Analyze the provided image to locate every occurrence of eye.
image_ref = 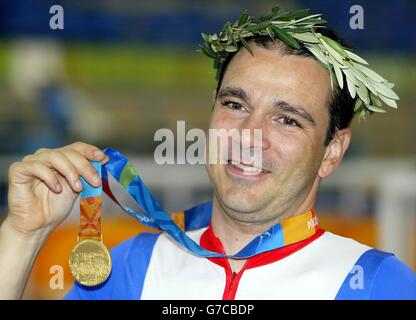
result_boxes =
[276,116,302,128]
[221,100,246,112]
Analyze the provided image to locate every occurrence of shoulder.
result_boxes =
[64,232,161,300]
[369,252,416,299]
[334,242,416,300]
[300,231,372,268]
[314,231,372,253]
[316,232,415,299]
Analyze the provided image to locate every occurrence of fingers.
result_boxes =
[60,148,101,187]
[11,160,62,193]
[14,142,108,194]
[36,142,109,165]
[34,150,84,193]
[102,155,110,165]
[66,142,106,162]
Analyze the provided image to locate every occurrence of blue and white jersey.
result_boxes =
[65,203,416,300]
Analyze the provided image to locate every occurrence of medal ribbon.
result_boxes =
[79,161,103,241]
[94,148,320,258]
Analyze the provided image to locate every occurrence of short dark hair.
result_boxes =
[215,28,355,145]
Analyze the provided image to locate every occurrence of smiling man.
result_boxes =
[0,6,415,300]
[205,39,343,274]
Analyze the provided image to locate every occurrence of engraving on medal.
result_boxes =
[69,238,112,287]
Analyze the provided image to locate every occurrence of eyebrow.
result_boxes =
[217,87,249,103]
[274,100,316,126]
[217,86,316,127]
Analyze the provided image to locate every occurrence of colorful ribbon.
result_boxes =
[79,161,102,240]
[91,148,320,258]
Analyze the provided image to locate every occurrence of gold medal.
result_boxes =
[69,161,112,286]
[69,237,112,286]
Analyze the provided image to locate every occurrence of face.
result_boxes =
[206,41,350,224]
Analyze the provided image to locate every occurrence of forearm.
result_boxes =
[0,217,50,299]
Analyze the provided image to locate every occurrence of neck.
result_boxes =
[211,188,318,256]
[211,202,269,255]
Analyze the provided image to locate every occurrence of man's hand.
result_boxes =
[0,142,109,299]
[6,141,108,236]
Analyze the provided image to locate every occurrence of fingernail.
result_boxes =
[75,180,83,190]
[94,149,104,158]
[92,174,101,185]
[55,183,62,192]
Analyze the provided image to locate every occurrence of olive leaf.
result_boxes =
[291,32,319,43]
[345,50,368,65]
[333,62,344,89]
[343,68,359,86]
[239,36,253,55]
[246,21,271,33]
[356,81,370,105]
[305,44,329,69]
[320,38,344,64]
[372,81,400,100]
[270,25,300,49]
[346,77,357,98]
[321,36,347,57]
[377,94,398,108]
[238,10,250,27]
[366,105,386,113]
[277,9,310,21]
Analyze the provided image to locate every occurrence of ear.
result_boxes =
[318,128,351,178]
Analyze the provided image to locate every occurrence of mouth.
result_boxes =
[226,160,270,178]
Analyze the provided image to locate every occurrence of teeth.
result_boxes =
[230,160,263,174]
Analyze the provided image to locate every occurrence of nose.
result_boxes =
[238,114,271,151]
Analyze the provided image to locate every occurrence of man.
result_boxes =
[0,6,415,300]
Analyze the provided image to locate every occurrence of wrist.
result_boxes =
[1,216,51,245]
[0,215,52,300]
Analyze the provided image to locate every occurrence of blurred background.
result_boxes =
[0,0,415,299]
